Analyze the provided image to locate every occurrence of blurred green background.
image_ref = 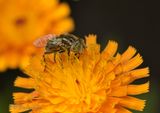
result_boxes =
[0,0,158,113]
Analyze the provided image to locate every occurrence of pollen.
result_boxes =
[10,34,149,113]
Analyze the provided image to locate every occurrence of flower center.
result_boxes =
[15,17,27,27]
[75,79,80,85]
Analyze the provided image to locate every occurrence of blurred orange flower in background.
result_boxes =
[10,35,149,113]
[0,0,74,71]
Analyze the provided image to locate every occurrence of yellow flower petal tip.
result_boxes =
[10,34,149,113]
[0,0,74,71]
[85,34,97,45]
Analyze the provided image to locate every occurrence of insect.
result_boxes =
[34,33,86,57]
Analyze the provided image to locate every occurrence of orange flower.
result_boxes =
[0,0,74,71]
[10,35,149,113]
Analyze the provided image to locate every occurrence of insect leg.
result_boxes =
[75,53,80,58]
[67,49,70,56]
[53,53,56,62]
[43,54,47,72]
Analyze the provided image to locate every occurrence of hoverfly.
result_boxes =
[34,33,86,60]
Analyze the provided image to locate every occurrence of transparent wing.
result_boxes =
[33,34,56,47]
